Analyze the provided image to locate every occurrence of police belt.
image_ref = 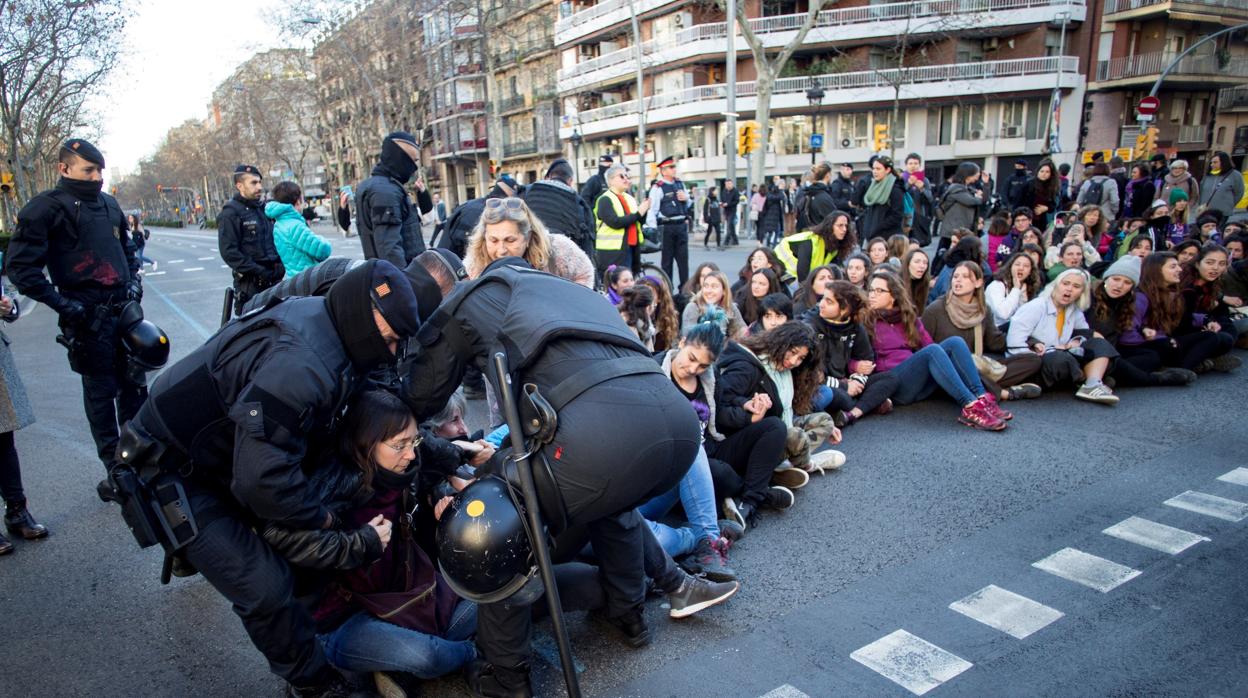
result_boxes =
[657,216,688,224]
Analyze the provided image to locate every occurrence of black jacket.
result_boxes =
[580,168,608,211]
[355,169,432,268]
[1004,172,1030,210]
[759,188,785,231]
[438,184,510,259]
[522,180,595,255]
[830,175,855,212]
[260,462,382,569]
[858,178,906,239]
[805,311,874,384]
[219,193,281,280]
[721,186,742,215]
[703,195,722,224]
[714,341,783,433]
[905,177,936,245]
[795,181,838,231]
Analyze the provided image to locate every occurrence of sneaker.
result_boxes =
[1194,359,1214,374]
[809,449,846,474]
[771,466,809,489]
[668,573,740,619]
[1075,382,1120,405]
[873,398,894,416]
[374,671,421,698]
[831,409,849,428]
[722,497,747,531]
[958,399,1006,431]
[763,485,795,510]
[680,537,737,582]
[603,608,650,648]
[1006,383,1042,400]
[151,261,158,271]
[1209,354,1242,373]
[980,393,1012,421]
[718,518,745,542]
[1151,367,1197,386]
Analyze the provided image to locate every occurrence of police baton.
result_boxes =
[491,353,582,698]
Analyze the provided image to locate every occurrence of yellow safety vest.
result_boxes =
[595,190,644,251]
[774,230,835,280]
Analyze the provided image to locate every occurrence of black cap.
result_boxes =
[62,139,105,168]
[1150,153,1167,163]
[496,174,519,193]
[433,248,467,281]
[840,162,853,168]
[657,156,676,168]
[369,261,421,338]
[1090,151,1105,162]
[1014,159,1027,167]
[385,131,419,149]
[545,158,571,179]
[598,154,614,165]
[234,164,261,177]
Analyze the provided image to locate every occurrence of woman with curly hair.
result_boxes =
[1076,204,1110,257]
[735,267,783,326]
[774,208,852,283]
[1098,254,1196,386]
[985,251,1042,328]
[792,264,841,316]
[463,197,551,278]
[638,275,680,352]
[1176,245,1240,372]
[864,269,1008,430]
[618,284,657,351]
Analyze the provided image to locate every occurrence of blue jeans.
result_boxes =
[888,337,984,407]
[317,600,477,679]
[812,384,835,411]
[638,444,718,557]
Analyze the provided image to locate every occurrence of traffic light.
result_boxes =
[737,122,761,155]
[1140,127,1159,159]
[156,184,163,193]
[488,159,499,176]
[0,172,13,195]
[873,123,890,152]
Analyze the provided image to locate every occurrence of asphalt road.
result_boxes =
[0,224,1244,697]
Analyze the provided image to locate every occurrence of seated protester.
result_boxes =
[646,323,741,578]
[1221,234,1248,312]
[886,234,911,266]
[1166,190,1192,245]
[774,211,855,283]
[901,248,932,310]
[1136,201,1173,252]
[999,208,1036,263]
[618,285,657,351]
[266,181,333,278]
[1103,254,1200,385]
[736,267,784,327]
[1006,267,1122,405]
[930,235,991,301]
[986,251,1044,329]
[865,237,892,269]
[638,275,681,353]
[1045,240,1088,282]
[1091,234,1153,278]
[603,264,634,306]
[1015,226,1044,254]
[1192,211,1224,246]
[1172,238,1202,267]
[733,247,792,297]
[746,293,793,336]
[1044,223,1101,276]
[792,264,842,316]
[1178,243,1241,372]
[844,252,871,290]
[864,269,1009,430]
[807,280,899,426]
[683,269,746,338]
[932,227,972,278]
[922,261,1044,404]
[1074,204,1111,259]
[682,262,721,300]
[1019,242,1045,272]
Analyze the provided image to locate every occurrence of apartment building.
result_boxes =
[554,0,1093,190]
[1084,0,1248,175]
[423,2,490,203]
[489,0,565,183]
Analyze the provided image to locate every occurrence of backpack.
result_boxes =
[1079,178,1105,208]
[902,190,915,219]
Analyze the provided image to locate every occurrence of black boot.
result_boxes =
[464,659,532,698]
[5,500,48,540]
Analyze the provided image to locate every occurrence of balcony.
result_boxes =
[503,139,538,158]
[1177,124,1208,144]
[558,0,1085,92]
[1218,85,1248,111]
[1104,0,1248,18]
[556,0,673,46]
[1094,50,1248,85]
[562,56,1080,137]
[497,94,526,112]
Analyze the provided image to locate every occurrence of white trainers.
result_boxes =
[809,449,847,474]
[1075,383,1119,405]
[771,466,810,490]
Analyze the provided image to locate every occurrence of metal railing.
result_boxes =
[497,94,526,112]
[1220,85,1248,109]
[1105,0,1247,12]
[504,139,538,157]
[1177,124,1208,143]
[559,0,1082,81]
[556,0,669,34]
[1096,51,1248,81]
[575,56,1077,124]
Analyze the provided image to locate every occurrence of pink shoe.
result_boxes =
[959,399,1006,431]
[980,393,1012,421]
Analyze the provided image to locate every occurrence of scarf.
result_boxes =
[945,294,985,330]
[877,308,903,326]
[864,174,897,207]
[613,191,640,245]
[759,356,795,428]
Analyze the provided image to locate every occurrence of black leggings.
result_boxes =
[824,372,899,416]
[1139,332,1233,370]
[1112,345,1165,386]
[0,430,24,504]
[703,222,721,247]
[704,416,786,507]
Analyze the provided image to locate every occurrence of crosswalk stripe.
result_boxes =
[197,256,214,261]
[183,267,204,272]
[145,271,166,276]
[850,629,973,696]
[167,259,185,263]
[1216,468,1248,487]
[1032,548,1141,593]
[1164,491,1248,522]
[1103,516,1209,554]
[220,264,229,268]
[760,685,811,698]
[948,585,1064,639]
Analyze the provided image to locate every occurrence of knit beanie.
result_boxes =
[1168,188,1189,206]
[1102,255,1141,286]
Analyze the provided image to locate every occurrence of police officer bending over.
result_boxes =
[8,139,147,472]
[112,260,421,698]
[219,164,284,314]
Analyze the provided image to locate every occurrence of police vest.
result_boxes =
[657,179,687,223]
[40,189,131,291]
[594,191,644,251]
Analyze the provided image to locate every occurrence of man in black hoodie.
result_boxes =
[356,131,434,268]
[522,159,596,261]
[115,260,423,698]
[579,153,613,211]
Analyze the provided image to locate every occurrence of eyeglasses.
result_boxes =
[383,435,423,454]
[868,287,891,295]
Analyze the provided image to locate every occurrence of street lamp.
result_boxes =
[806,82,825,165]
[569,130,583,187]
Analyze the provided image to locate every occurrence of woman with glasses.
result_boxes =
[594,163,651,277]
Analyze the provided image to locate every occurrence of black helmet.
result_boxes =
[121,319,170,370]
[437,476,542,604]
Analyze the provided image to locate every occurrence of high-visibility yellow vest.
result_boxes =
[595,190,644,251]
[774,230,836,280]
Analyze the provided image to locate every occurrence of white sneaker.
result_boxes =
[810,449,847,474]
[1075,383,1119,405]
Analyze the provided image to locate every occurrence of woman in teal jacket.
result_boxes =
[265,181,332,277]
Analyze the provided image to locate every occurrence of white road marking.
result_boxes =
[167,259,185,264]
[220,264,229,268]
[145,271,166,276]
[182,267,205,272]
[760,685,810,698]
[948,585,1064,639]
[1216,468,1248,487]
[1164,491,1248,522]
[1032,548,1141,593]
[850,629,973,696]
[197,256,214,261]
[1103,516,1210,555]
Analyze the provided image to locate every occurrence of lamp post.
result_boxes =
[570,129,583,187]
[806,82,825,165]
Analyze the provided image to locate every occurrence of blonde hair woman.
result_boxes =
[464,197,552,279]
[681,269,745,338]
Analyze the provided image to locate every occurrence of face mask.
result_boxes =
[59,176,103,200]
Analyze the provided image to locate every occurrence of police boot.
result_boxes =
[4,500,48,540]
[465,659,532,698]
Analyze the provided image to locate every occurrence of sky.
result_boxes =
[98,0,295,185]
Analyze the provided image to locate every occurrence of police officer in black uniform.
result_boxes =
[218,164,283,314]
[110,260,422,698]
[356,131,434,269]
[8,139,145,472]
[649,155,694,287]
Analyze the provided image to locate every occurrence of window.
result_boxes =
[926,106,953,146]
[667,125,703,158]
[1025,99,1046,140]
[957,103,986,140]
[955,40,984,64]
[772,116,812,155]
[838,113,869,149]
[1001,101,1025,138]
[1045,30,1064,57]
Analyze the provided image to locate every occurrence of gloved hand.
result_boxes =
[125,281,143,302]
[59,299,88,326]
[270,261,286,282]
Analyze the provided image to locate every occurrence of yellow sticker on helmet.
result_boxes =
[466,500,485,517]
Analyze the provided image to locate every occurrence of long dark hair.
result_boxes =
[863,269,923,348]
[1033,158,1059,204]
[740,321,822,415]
[901,248,931,309]
[811,210,858,263]
[338,390,418,489]
[638,276,679,352]
[993,251,1042,298]
[1139,252,1182,334]
[1180,243,1228,311]
[736,268,782,325]
[824,280,868,323]
[796,264,841,310]
[682,261,720,296]
[1091,279,1137,335]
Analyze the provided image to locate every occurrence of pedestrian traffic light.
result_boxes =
[873,123,890,153]
[0,172,13,195]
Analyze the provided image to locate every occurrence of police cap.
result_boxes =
[369,261,421,337]
[233,164,261,177]
[62,139,105,168]
[657,156,676,169]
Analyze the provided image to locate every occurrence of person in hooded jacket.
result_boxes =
[935,162,984,256]
[522,159,596,263]
[1199,151,1245,218]
[830,163,857,213]
[795,162,839,232]
[116,260,424,698]
[438,174,521,260]
[859,156,906,240]
[579,154,614,212]
[356,132,434,268]
[266,182,332,278]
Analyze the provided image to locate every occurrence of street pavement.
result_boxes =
[0,224,1245,697]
